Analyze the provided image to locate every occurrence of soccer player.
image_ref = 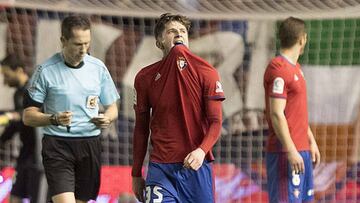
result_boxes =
[23,16,120,203]
[131,13,225,203]
[0,54,43,203]
[263,17,321,202]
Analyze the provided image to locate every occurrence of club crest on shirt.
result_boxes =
[86,95,98,109]
[215,81,224,93]
[272,77,284,94]
[300,69,305,80]
[177,57,187,71]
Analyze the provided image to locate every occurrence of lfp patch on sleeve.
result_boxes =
[272,77,285,94]
[215,81,224,93]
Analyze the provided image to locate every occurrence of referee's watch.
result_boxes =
[49,114,59,126]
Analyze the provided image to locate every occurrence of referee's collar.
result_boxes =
[61,52,85,69]
[64,60,84,69]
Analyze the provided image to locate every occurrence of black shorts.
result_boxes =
[11,165,42,201]
[42,135,101,201]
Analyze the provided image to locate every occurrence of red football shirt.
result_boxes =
[132,44,225,176]
[264,56,310,152]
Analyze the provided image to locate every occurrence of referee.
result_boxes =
[23,15,120,203]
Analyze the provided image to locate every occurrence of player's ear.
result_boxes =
[60,36,66,47]
[156,40,163,50]
[299,33,307,46]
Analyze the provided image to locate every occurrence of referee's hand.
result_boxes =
[56,111,72,126]
[90,114,111,129]
[132,176,145,202]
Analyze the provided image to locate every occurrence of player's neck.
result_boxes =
[280,48,300,65]
[62,52,82,67]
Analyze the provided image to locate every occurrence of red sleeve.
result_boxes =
[199,67,224,153]
[199,99,223,153]
[131,74,151,177]
[204,69,225,101]
[266,62,291,99]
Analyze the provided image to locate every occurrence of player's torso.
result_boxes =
[265,57,309,151]
[142,58,207,162]
[42,55,103,136]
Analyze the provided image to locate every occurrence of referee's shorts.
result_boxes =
[42,135,101,201]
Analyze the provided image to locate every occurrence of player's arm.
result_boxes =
[307,126,320,167]
[184,99,222,171]
[132,107,150,202]
[23,106,51,127]
[23,92,71,127]
[103,101,118,121]
[0,122,19,144]
[131,75,151,202]
[269,97,304,174]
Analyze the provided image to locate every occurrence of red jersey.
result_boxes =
[132,44,225,176]
[264,56,310,152]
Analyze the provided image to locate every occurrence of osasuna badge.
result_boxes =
[86,95,98,109]
[215,81,224,93]
[177,57,187,71]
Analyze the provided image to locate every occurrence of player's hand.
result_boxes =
[310,141,321,168]
[56,111,72,126]
[90,114,112,129]
[287,150,304,174]
[132,176,145,202]
[183,148,206,171]
[5,112,21,121]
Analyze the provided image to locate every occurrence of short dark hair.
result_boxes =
[154,13,191,40]
[278,17,306,49]
[61,15,91,39]
[1,54,26,71]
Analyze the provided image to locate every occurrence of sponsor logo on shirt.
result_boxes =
[272,77,284,94]
[177,57,187,71]
[215,81,224,93]
[294,74,299,81]
[155,73,161,81]
[300,70,304,77]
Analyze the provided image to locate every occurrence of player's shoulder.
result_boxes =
[196,57,219,78]
[135,60,161,80]
[266,56,293,76]
[268,56,287,69]
[37,53,63,73]
[84,54,106,69]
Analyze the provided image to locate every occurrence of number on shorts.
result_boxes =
[146,186,163,203]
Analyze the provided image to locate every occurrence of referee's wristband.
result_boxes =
[49,114,59,126]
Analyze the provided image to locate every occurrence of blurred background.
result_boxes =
[0,0,359,202]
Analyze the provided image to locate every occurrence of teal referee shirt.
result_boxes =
[27,53,120,137]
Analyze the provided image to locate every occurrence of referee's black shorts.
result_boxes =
[42,135,101,201]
